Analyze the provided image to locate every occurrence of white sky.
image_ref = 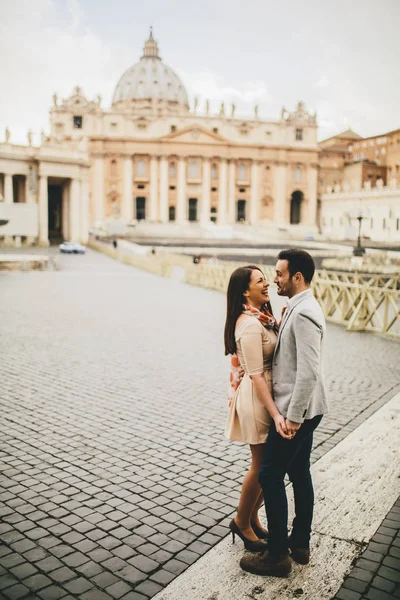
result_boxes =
[0,0,399,145]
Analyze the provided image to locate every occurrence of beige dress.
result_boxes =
[225,317,277,444]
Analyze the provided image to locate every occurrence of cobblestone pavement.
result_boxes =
[1,248,400,600]
[333,497,400,600]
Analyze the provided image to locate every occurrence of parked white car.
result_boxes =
[59,241,86,254]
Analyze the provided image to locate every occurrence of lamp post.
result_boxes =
[353,211,365,256]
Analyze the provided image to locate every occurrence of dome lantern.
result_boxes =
[142,27,161,59]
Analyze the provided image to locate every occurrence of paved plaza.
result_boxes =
[1,248,400,600]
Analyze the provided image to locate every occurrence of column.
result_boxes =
[80,178,89,243]
[273,163,287,223]
[25,173,34,205]
[38,175,49,246]
[217,159,228,225]
[69,178,80,241]
[62,182,70,240]
[93,156,104,223]
[307,165,318,226]
[25,174,36,245]
[159,156,169,223]
[227,160,236,223]
[122,156,133,222]
[4,174,13,204]
[149,156,158,221]
[176,157,186,223]
[250,161,261,225]
[201,158,211,225]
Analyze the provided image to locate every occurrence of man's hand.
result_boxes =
[285,419,301,438]
[274,414,292,439]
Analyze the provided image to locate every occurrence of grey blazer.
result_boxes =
[272,289,328,423]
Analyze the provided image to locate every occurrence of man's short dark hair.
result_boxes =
[277,248,315,284]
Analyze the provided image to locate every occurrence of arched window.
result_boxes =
[111,159,117,177]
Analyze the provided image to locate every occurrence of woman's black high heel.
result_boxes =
[229,519,268,552]
[250,520,269,540]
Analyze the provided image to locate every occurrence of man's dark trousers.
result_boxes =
[259,415,323,556]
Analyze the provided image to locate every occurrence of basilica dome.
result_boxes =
[112,29,189,112]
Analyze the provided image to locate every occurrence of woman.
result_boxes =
[224,265,289,552]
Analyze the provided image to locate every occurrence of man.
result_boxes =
[240,248,328,577]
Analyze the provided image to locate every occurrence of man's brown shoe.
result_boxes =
[240,551,291,577]
[288,537,310,565]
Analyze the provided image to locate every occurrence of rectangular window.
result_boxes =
[73,116,83,129]
[295,128,303,141]
[370,218,373,229]
[169,162,176,178]
[211,164,218,180]
[383,218,386,230]
[294,167,302,183]
[188,160,200,179]
[397,218,399,231]
[170,125,176,132]
[136,159,145,177]
[238,164,247,180]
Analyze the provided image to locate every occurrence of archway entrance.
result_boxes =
[136,197,146,220]
[237,200,246,222]
[48,184,63,242]
[290,191,303,224]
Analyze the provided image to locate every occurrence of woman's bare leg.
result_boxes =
[251,490,265,530]
[234,444,265,541]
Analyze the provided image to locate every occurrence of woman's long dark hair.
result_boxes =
[224,265,273,356]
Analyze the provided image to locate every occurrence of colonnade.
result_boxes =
[92,154,318,227]
[0,170,89,246]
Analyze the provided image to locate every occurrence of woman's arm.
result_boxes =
[251,374,291,439]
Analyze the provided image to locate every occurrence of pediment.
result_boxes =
[161,125,227,144]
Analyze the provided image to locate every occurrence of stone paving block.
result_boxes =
[79,590,113,600]
[37,585,68,599]
[91,572,120,588]
[105,581,133,599]
[22,573,52,591]
[0,553,25,569]
[63,577,94,594]
[48,566,76,583]
[134,580,162,598]
[371,575,396,594]
[9,562,38,580]
[377,564,400,583]
[2,583,31,599]
[115,565,146,586]
[365,589,397,600]
[112,545,136,560]
[335,589,362,600]
[119,592,147,600]
[342,577,368,594]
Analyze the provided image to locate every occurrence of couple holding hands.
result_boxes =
[224,248,328,577]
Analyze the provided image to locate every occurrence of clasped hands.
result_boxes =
[274,415,301,440]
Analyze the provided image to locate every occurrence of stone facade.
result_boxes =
[0,30,319,246]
